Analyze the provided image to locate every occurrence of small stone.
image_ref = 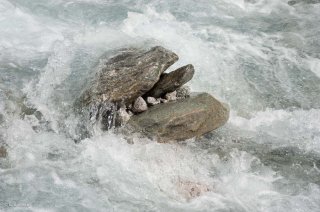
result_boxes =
[165,91,177,101]
[115,107,131,127]
[176,85,191,99]
[160,98,168,103]
[146,97,160,106]
[132,97,148,113]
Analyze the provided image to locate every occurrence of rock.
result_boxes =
[164,91,177,101]
[146,64,194,98]
[115,107,131,127]
[127,110,134,116]
[176,85,191,99]
[146,97,160,106]
[132,97,148,113]
[88,101,117,130]
[177,180,212,200]
[128,93,229,142]
[0,146,7,158]
[160,98,168,103]
[79,46,179,107]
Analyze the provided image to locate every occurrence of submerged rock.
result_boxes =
[146,64,194,98]
[177,180,212,201]
[288,0,320,5]
[79,46,179,107]
[128,93,229,142]
[0,113,4,125]
[0,146,7,158]
[88,101,117,130]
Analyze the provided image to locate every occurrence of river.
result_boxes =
[0,0,320,211]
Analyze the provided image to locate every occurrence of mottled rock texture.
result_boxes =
[146,97,160,106]
[132,97,148,113]
[80,46,178,106]
[146,64,194,98]
[128,93,229,142]
[176,86,191,99]
[77,46,229,141]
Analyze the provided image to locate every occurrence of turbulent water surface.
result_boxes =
[1,0,320,211]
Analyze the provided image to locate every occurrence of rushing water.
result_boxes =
[1,0,320,211]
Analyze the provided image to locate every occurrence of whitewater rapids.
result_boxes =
[0,0,320,211]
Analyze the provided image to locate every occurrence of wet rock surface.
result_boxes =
[79,46,178,106]
[78,46,229,142]
[128,93,229,142]
[146,64,194,98]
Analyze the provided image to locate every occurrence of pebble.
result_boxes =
[116,107,132,126]
[132,97,148,113]
[160,98,168,103]
[146,97,161,106]
[165,91,177,101]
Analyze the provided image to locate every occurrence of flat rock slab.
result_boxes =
[80,46,178,106]
[146,64,194,98]
[128,93,229,142]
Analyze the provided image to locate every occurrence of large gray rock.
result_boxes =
[128,93,229,142]
[79,46,179,107]
[146,64,195,98]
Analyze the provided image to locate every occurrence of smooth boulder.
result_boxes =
[146,64,195,98]
[128,93,229,142]
[79,46,179,106]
